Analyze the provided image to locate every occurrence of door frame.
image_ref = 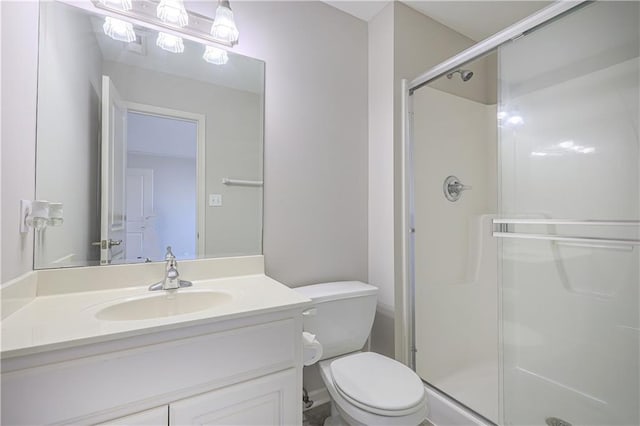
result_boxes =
[124,101,206,256]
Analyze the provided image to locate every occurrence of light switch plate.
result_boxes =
[209,194,222,207]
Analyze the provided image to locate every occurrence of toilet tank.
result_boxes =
[295,281,377,360]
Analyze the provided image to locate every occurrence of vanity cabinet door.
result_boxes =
[96,405,169,425]
[170,368,298,425]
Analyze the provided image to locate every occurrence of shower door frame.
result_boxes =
[398,1,587,424]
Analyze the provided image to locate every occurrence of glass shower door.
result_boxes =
[498,2,640,425]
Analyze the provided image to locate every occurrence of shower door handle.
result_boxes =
[491,219,640,246]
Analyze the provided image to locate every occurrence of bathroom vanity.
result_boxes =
[1,257,310,425]
[0,1,309,423]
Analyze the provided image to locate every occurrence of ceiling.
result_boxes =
[324,1,551,41]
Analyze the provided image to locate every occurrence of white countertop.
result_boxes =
[1,274,311,359]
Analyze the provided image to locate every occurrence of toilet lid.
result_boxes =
[330,352,425,414]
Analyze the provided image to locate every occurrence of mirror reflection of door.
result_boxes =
[100,75,127,264]
[125,168,155,261]
[125,108,201,262]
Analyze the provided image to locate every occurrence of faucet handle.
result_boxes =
[165,246,176,261]
[166,265,179,280]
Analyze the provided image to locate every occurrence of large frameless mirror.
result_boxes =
[34,0,264,269]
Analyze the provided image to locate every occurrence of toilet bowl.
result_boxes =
[295,281,427,426]
[319,352,427,426]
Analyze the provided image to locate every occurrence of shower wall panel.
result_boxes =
[413,86,498,423]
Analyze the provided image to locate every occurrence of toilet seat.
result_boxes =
[329,352,426,416]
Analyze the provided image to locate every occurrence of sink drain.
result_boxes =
[546,417,572,426]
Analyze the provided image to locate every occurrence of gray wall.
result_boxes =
[1,1,39,283]
[232,1,369,287]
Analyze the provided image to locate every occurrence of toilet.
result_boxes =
[296,281,427,426]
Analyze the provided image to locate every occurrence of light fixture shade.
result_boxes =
[211,2,239,44]
[203,45,229,65]
[157,0,189,27]
[98,0,132,11]
[103,17,136,42]
[156,32,184,53]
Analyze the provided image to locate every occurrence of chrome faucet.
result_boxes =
[149,246,193,291]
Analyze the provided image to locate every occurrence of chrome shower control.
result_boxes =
[443,175,472,202]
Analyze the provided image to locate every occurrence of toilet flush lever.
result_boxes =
[303,308,317,316]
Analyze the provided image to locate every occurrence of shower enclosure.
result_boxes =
[404,2,639,425]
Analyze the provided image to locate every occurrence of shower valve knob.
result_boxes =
[443,175,472,202]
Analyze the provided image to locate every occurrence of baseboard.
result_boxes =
[305,387,330,411]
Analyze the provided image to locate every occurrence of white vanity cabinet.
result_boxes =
[98,406,169,425]
[100,368,297,426]
[170,368,298,425]
[1,308,305,426]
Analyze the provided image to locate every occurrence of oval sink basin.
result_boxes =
[95,290,232,321]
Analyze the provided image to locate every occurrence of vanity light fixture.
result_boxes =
[157,0,189,28]
[98,0,132,11]
[103,16,136,42]
[203,45,229,65]
[93,0,236,47]
[211,0,239,45]
[156,32,185,53]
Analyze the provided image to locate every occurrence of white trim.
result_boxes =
[408,1,587,92]
[424,384,492,426]
[397,79,412,367]
[124,102,206,257]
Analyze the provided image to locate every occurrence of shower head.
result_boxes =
[446,69,474,82]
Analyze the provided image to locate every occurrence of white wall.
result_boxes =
[34,2,102,267]
[1,1,39,282]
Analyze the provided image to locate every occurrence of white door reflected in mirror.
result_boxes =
[100,75,128,265]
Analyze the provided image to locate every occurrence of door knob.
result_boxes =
[91,239,123,249]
